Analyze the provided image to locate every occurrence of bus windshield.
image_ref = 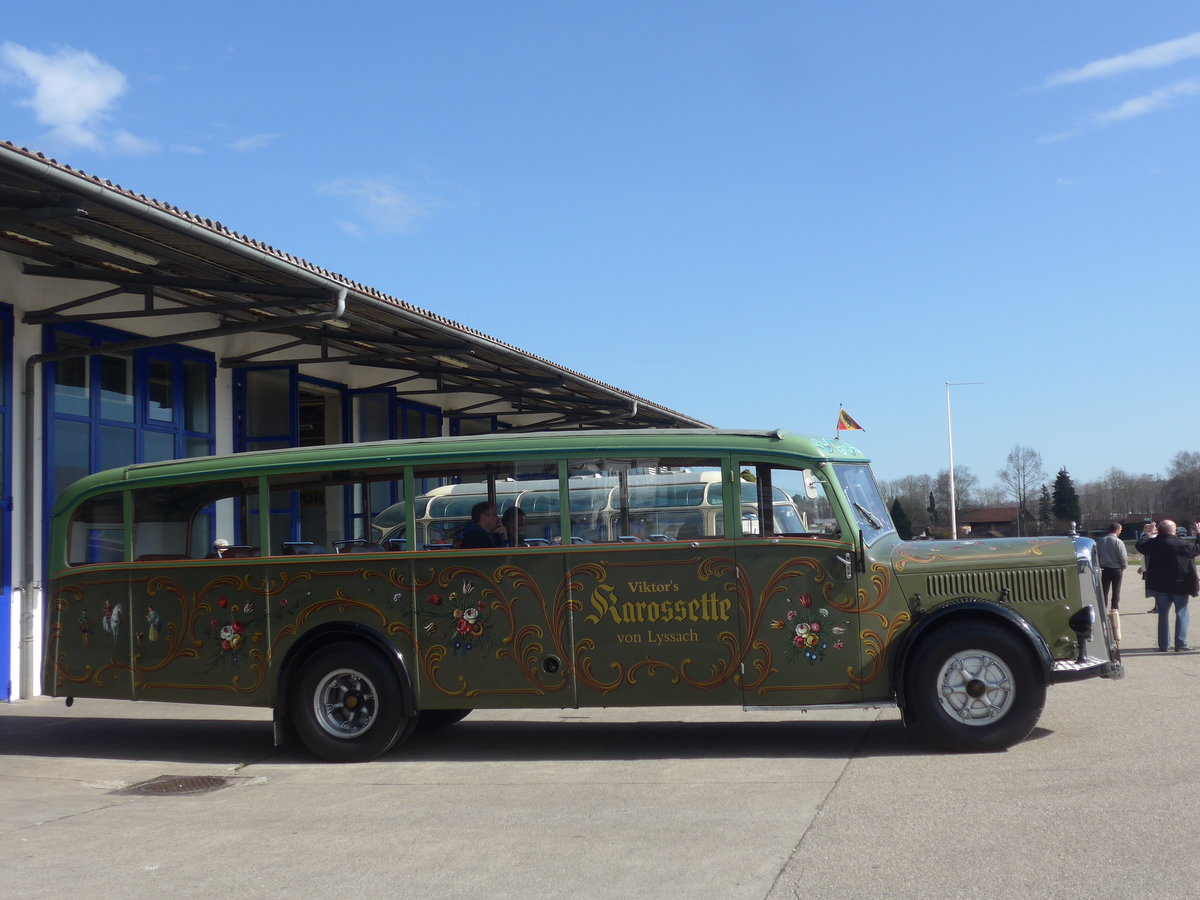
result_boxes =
[831,463,893,545]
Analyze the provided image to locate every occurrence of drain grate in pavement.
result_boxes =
[109,775,242,797]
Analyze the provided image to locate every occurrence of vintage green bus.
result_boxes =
[44,429,1122,761]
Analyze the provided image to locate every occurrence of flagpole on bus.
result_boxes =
[946,381,983,539]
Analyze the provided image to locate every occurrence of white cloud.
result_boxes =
[318,178,432,234]
[229,132,279,153]
[1092,78,1200,122]
[1037,129,1079,144]
[112,129,158,154]
[1043,31,1200,88]
[0,41,150,151]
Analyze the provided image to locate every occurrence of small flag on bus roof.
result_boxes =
[836,408,864,434]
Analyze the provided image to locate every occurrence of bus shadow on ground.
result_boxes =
[0,715,279,765]
[400,717,1055,763]
[400,718,923,762]
[0,714,1054,765]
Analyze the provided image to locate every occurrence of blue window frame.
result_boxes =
[45,323,215,504]
[235,367,349,546]
[343,393,445,538]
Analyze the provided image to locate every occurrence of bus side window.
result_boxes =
[265,472,346,556]
[132,479,257,561]
[66,492,126,566]
[566,458,722,543]
[734,465,837,538]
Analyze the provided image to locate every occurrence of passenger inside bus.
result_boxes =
[501,507,527,547]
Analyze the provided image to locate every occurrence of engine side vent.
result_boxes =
[926,567,1068,603]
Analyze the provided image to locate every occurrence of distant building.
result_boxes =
[961,506,1035,538]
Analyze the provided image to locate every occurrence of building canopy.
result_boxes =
[0,140,707,432]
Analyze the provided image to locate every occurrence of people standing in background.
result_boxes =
[1136,519,1200,652]
[1097,522,1127,647]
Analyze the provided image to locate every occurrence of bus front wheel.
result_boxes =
[904,622,1045,752]
[290,642,410,762]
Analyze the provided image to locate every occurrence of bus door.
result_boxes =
[408,462,576,711]
[565,458,744,707]
[730,460,865,708]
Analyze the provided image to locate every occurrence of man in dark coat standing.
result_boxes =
[1136,519,1200,652]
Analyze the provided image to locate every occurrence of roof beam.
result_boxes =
[22,264,331,298]
[0,185,84,207]
[0,206,86,227]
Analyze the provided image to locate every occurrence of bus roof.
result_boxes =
[50,428,870,516]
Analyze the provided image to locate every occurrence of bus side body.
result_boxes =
[43,429,1121,760]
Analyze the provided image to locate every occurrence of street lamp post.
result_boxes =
[946,381,983,539]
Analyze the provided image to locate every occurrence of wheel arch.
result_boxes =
[272,623,416,744]
[892,599,1053,721]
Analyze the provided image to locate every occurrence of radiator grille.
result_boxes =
[926,567,1068,603]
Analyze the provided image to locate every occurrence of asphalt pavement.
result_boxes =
[2,574,1198,899]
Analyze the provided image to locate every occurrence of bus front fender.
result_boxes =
[891,599,1054,722]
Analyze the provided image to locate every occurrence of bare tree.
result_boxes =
[1164,452,1200,523]
[997,445,1045,536]
[936,466,978,515]
[974,485,1007,507]
[879,474,935,527]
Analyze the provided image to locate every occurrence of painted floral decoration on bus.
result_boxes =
[422,580,491,658]
[203,597,257,664]
[771,594,850,664]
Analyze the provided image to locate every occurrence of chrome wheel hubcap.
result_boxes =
[312,667,379,739]
[935,649,1014,725]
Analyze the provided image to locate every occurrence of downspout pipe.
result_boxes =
[17,289,346,699]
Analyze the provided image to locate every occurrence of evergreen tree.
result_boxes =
[1053,467,1081,526]
[927,491,939,526]
[1038,484,1054,536]
[890,498,913,540]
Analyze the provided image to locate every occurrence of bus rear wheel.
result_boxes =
[904,622,1045,752]
[290,642,411,762]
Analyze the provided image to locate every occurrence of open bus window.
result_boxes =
[730,464,840,538]
[264,466,407,556]
[566,458,723,542]
[401,459,559,549]
[131,479,257,561]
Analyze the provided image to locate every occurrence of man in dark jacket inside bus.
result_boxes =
[459,501,508,549]
[1136,519,1200,652]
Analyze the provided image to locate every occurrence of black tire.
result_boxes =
[289,641,412,762]
[904,621,1045,752]
[415,708,472,733]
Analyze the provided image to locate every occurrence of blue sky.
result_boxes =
[2,2,1197,490]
